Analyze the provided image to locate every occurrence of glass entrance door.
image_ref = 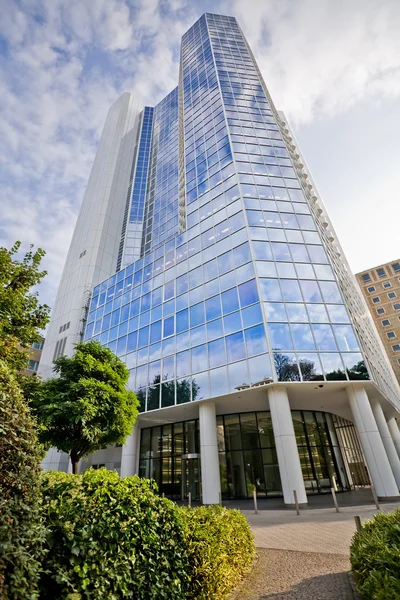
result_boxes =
[181,454,201,501]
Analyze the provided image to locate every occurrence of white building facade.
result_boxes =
[40,13,400,504]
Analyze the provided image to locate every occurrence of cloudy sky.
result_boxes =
[1,0,400,309]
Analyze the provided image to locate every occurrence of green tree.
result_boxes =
[0,361,46,599]
[0,242,50,373]
[32,340,139,474]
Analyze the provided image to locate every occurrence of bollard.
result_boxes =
[371,485,380,511]
[253,489,258,514]
[331,487,339,513]
[188,492,191,508]
[354,515,362,533]
[293,490,300,515]
[219,491,222,506]
[162,492,165,498]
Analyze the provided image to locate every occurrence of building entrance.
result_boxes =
[181,454,201,501]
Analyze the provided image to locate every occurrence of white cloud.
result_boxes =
[228,0,400,123]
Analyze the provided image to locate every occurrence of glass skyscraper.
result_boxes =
[40,13,400,505]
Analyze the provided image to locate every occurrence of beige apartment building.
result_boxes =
[20,336,45,376]
[356,260,400,384]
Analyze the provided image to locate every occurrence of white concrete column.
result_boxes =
[268,386,307,506]
[387,417,400,458]
[347,386,399,498]
[199,401,221,505]
[370,399,400,489]
[120,426,139,477]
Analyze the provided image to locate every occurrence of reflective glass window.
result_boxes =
[312,324,338,351]
[248,354,272,383]
[210,365,229,396]
[333,325,359,351]
[259,279,282,301]
[242,303,263,327]
[190,302,205,327]
[264,302,287,322]
[176,350,191,378]
[239,280,259,307]
[193,371,210,401]
[226,331,246,362]
[274,352,300,381]
[252,241,273,260]
[207,318,224,341]
[208,338,226,368]
[319,281,342,303]
[306,304,329,322]
[150,320,162,344]
[222,287,240,314]
[268,323,294,350]
[320,353,345,379]
[244,324,268,356]
[297,353,324,381]
[224,311,242,334]
[191,344,208,372]
[228,360,250,391]
[300,280,323,303]
[162,355,175,380]
[291,324,316,350]
[280,279,303,302]
[163,316,175,338]
[206,295,222,321]
[286,303,308,322]
[176,309,189,333]
[327,305,350,323]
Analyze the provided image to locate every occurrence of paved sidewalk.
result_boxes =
[243,501,400,555]
[230,549,353,600]
[231,501,400,599]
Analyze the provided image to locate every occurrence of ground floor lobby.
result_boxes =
[64,381,400,505]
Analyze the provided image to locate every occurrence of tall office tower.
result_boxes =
[356,260,400,386]
[40,14,400,504]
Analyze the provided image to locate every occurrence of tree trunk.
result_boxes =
[70,452,79,474]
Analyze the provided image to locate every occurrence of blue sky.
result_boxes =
[1,0,400,310]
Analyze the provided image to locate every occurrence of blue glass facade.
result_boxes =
[84,13,368,414]
[122,107,154,268]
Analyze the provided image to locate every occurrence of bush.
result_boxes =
[0,360,46,600]
[40,469,189,599]
[350,508,400,599]
[183,505,255,600]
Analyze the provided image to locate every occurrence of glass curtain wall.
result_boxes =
[139,411,364,499]
[139,419,199,498]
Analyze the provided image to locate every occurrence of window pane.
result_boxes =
[312,324,338,351]
[191,344,208,372]
[268,323,294,350]
[333,325,359,351]
[264,302,287,322]
[239,280,259,307]
[280,279,303,302]
[274,352,300,381]
[259,278,282,301]
[226,331,246,362]
[291,324,316,350]
[244,324,268,356]
[208,338,226,368]
[221,288,240,314]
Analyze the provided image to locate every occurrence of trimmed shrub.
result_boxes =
[40,469,189,599]
[350,508,400,599]
[0,360,46,600]
[182,505,255,600]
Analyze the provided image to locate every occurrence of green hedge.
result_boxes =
[0,361,46,600]
[183,505,255,600]
[40,470,189,599]
[40,470,255,600]
[350,509,400,599]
